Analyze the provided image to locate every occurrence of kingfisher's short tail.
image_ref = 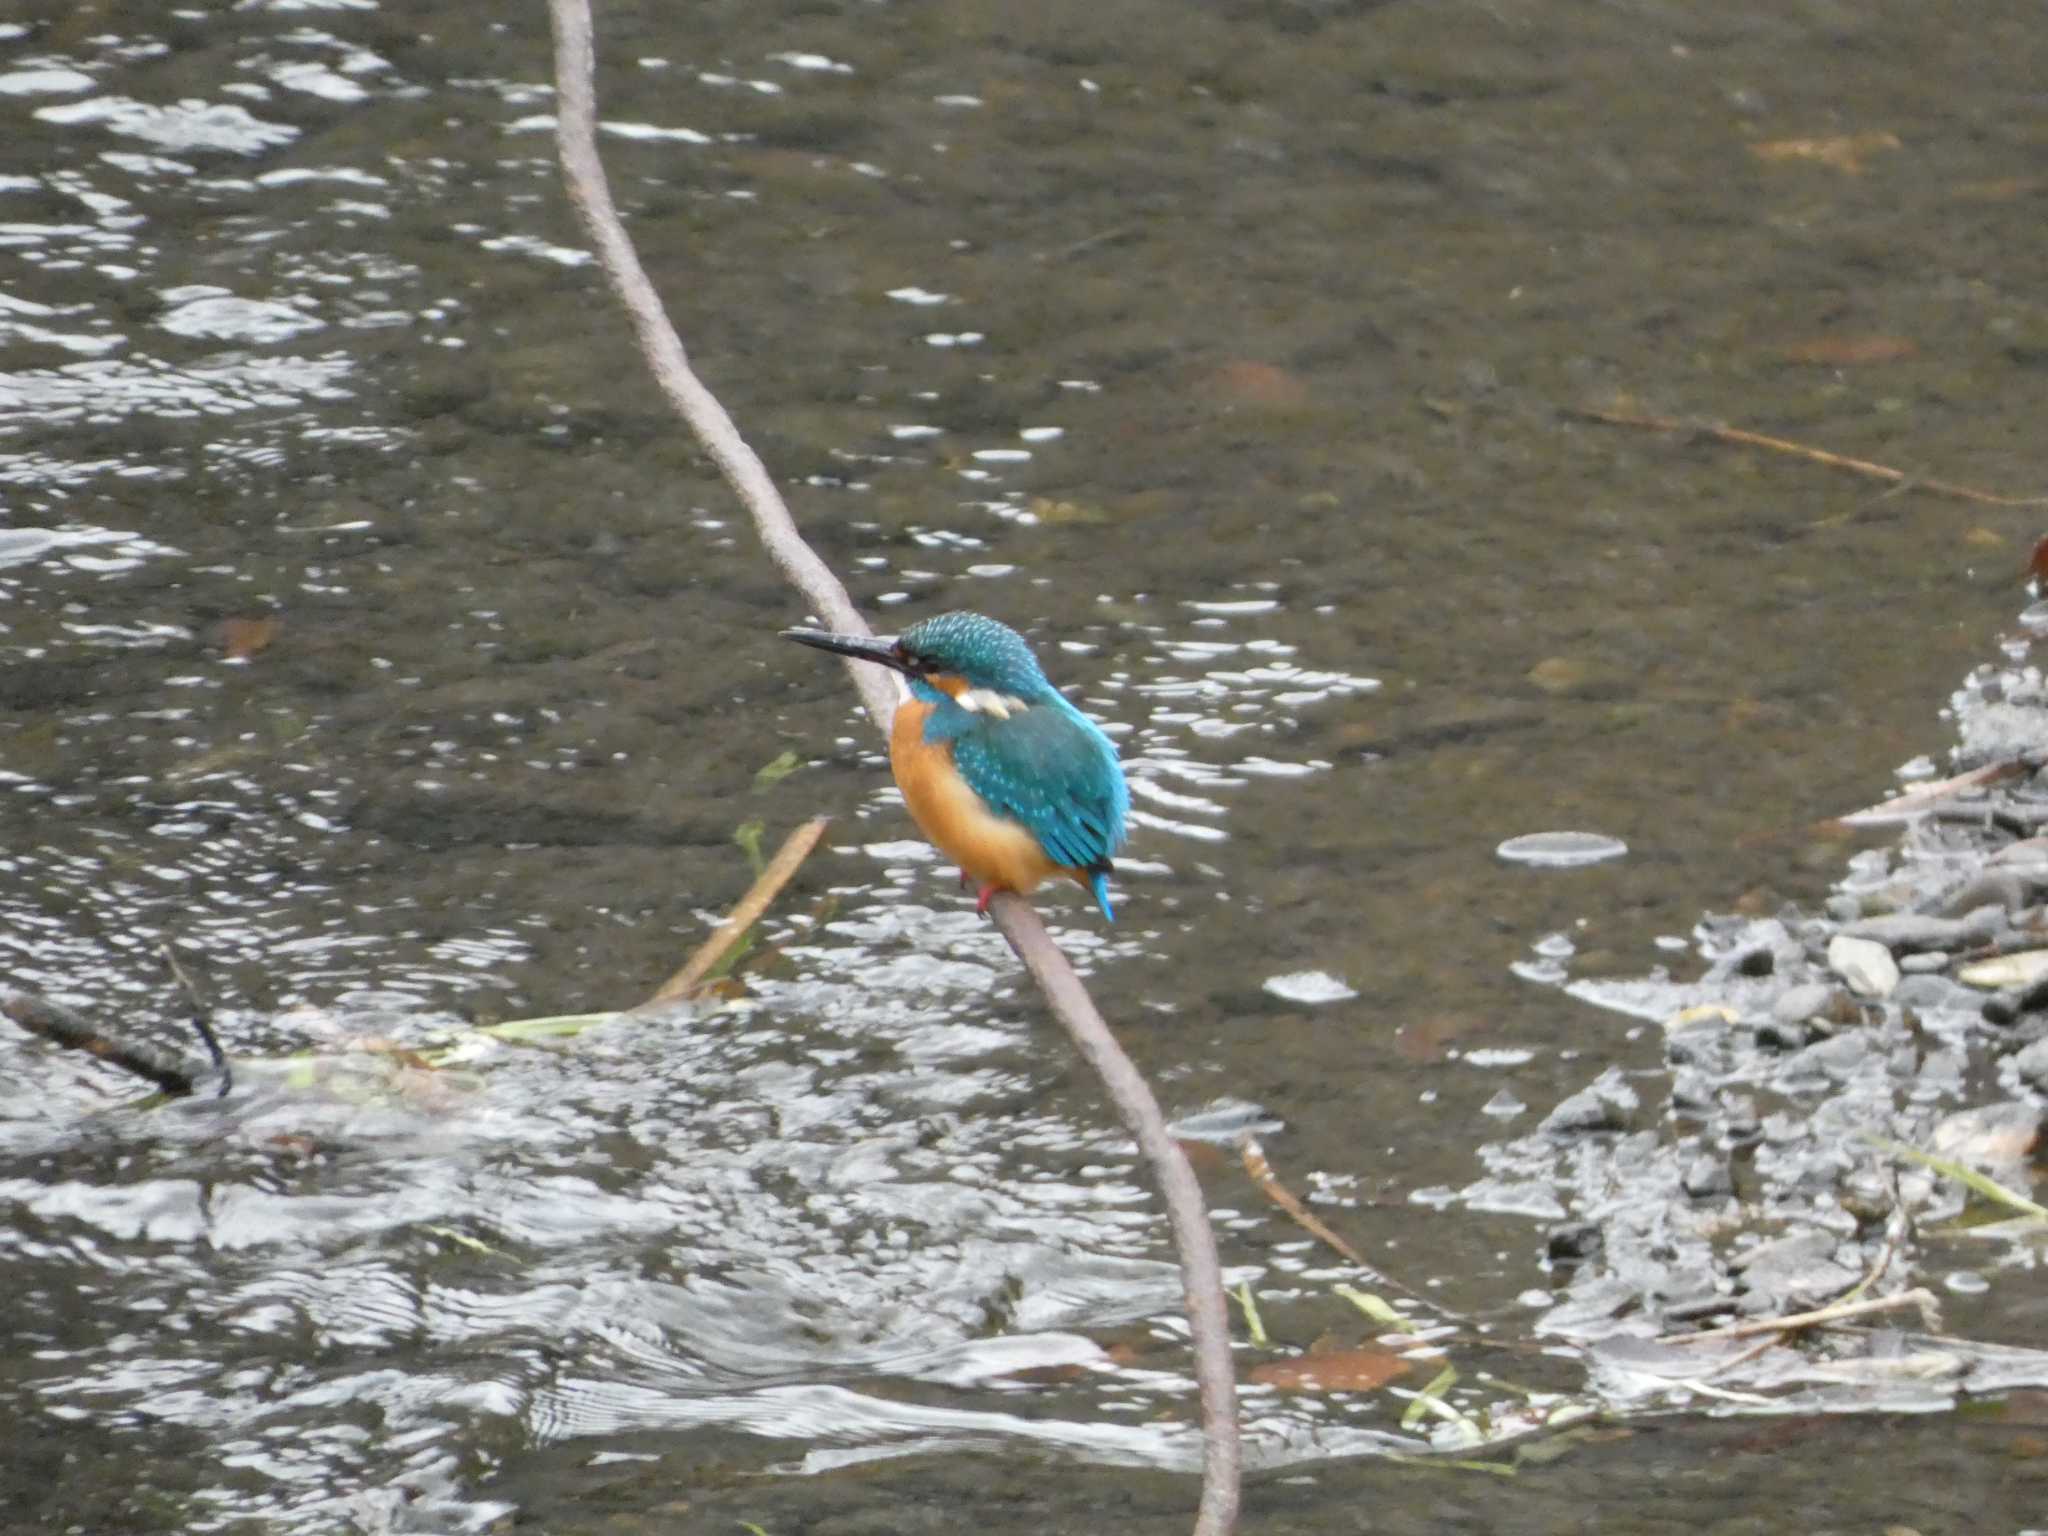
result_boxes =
[1088,867,1116,923]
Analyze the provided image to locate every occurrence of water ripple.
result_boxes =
[35,96,300,154]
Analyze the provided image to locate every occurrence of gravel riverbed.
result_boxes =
[1481,603,2048,1414]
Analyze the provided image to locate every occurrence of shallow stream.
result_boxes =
[4,2,2046,1530]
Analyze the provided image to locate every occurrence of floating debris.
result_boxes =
[1495,831,1628,868]
[1262,970,1358,1005]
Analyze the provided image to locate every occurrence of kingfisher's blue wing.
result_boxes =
[950,704,1128,877]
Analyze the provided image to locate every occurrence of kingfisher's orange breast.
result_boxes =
[889,697,1064,896]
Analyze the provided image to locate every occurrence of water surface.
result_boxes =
[4,0,2045,1529]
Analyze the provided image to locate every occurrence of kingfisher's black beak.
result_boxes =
[781,627,916,675]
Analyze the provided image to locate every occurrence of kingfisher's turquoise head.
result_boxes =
[780,610,1058,710]
[896,610,1058,708]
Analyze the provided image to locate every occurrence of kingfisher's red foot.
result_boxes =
[958,868,970,891]
[975,884,999,916]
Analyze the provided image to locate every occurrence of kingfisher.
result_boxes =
[783,611,1130,920]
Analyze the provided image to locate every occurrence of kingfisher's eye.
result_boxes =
[897,647,936,675]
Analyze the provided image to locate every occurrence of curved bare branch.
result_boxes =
[543,4,1240,1528]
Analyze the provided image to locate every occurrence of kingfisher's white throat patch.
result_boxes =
[957,688,1032,719]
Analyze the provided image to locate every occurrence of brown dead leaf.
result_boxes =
[1208,360,1310,409]
[1393,1012,1487,1063]
[1929,1105,2041,1169]
[1951,178,2040,203]
[1027,496,1109,525]
[219,615,282,661]
[1526,656,1590,695]
[1749,132,1901,175]
[1779,336,1917,366]
[1002,1361,1095,1386]
[1721,695,1771,732]
[391,1065,468,1112]
[1725,1415,1840,1455]
[1248,1347,1413,1394]
[1991,1390,2048,1425]
[342,1035,438,1069]
[2030,535,2048,588]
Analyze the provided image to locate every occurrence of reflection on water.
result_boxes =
[5,0,2047,1528]
[2,949,1400,1529]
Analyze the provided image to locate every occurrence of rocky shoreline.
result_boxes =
[1480,606,2048,1412]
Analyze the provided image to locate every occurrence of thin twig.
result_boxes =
[637,816,830,1008]
[1695,1332,1783,1382]
[1241,1134,1369,1266]
[1836,1173,1907,1308]
[543,6,1239,1530]
[1834,753,2037,826]
[1659,1287,1941,1344]
[162,941,231,1097]
[2,985,201,1097]
[1043,223,1140,263]
[1240,1135,1454,1321]
[1568,406,2048,508]
[1691,1190,1917,1384]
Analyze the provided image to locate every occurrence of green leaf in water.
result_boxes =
[422,1224,501,1257]
[734,819,766,877]
[1865,1133,2048,1220]
[1939,1213,2048,1241]
[699,930,756,986]
[1399,1363,1463,1432]
[476,1012,623,1043]
[1334,1284,1418,1332]
[1470,1371,1545,1403]
[1511,1424,1609,1468]
[1233,1281,1268,1347]
[1386,1451,1517,1478]
[752,750,802,792]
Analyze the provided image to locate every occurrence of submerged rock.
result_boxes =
[1541,1069,1637,1136]
[1772,982,1837,1024]
[1842,905,2005,954]
[1544,1220,1603,1264]
[1828,934,1901,999]
[1730,1228,1865,1312]
[1894,973,1977,1013]
[1754,1018,1817,1052]
[1680,1153,1733,1200]
[2012,1037,2048,1091]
